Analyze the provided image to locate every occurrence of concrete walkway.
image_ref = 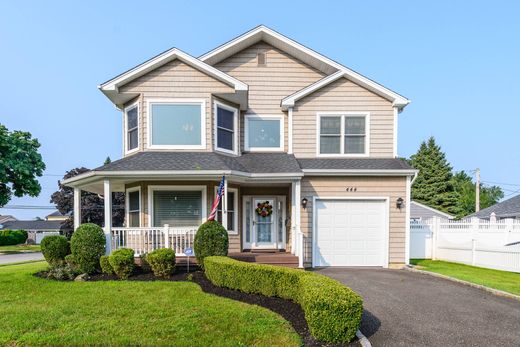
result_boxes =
[317,267,520,346]
[0,252,44,264]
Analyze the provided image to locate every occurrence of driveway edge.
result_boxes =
[405,266,520,301]
[356,329,372,347]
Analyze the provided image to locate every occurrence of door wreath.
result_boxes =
[255,201,273,217]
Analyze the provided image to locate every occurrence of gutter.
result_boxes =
[302,169,419,176]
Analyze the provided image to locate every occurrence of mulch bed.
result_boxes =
[35,267,355,347]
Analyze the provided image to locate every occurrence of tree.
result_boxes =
[408,137,461,215]
[0,124,46,207]
[451,171,504,218]
[50,167,125,232]
[104,156,111,165]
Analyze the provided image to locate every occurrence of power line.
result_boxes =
[481,180,520,187]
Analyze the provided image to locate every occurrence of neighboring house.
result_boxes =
[0,215,17,224]
[62,26,416,268]
[0,220,65,244]
[468,194,520,220]
[410,201,454,221]
[45,210,69,222]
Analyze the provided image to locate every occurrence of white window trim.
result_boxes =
[213,101,239,155]
[244,114,284,152]
[125,186,141,227]
[214,186,239,234]
[146,98,207,150]
[124,102,139,155]
[147,185,207,227]
[316,112,370,157]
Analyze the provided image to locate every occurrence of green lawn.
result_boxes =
[0,244,41,254]
[411,259,520,296]
[0,262,300,346]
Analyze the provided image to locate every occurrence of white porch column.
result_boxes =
[73,187,81,230]
[103,179,112,255]
[222,176,228,230]
[291,179,302,257]
[288,107,293,154]
[291,181,296,254]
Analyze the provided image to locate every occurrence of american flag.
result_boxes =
[208,176,225,221]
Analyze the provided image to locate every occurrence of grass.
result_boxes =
[0,244,41,254]
[411,259,520,296]
[0,262,300,346]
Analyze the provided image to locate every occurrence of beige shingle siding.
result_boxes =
[120,60,235,153]
[214,41,326,152]
[300,176,407,265]
[292,77,395,158]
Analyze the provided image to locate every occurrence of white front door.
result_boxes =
[243,196,285,250]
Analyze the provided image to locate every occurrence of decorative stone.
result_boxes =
[74,273,89,282]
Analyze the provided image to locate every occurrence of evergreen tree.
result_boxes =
[409,137,461,215]
[104,156,111,165]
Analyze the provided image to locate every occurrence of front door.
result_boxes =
[243,196,285,250]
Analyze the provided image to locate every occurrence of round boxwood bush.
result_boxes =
[194,221,228,268]
[70,223,106,274]
[108,248,135,279]
[40,235,70,265]
[100,255,113,275]
[146,248,176,278]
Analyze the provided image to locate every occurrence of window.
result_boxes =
[148,100,206,149]
[150,186,206,227]
[126,188,140,227]
[215,187,238,234]
[257,51,266,66]
[214,102,238,154]
[125,104,139,152]
[244,115,284,151]
[318,113,369,156]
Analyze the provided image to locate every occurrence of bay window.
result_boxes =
[125,103,139,153]
[148,99,206,149]
[214,102,238,154]
[244,115,284,151]
[318,113,369,156]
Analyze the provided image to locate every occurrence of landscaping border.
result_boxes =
[405,265,520,301]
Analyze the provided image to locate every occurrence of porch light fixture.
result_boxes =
[301,197,308,209]
[396,197,404,209]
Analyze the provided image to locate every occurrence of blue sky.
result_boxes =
[1,0,519,219]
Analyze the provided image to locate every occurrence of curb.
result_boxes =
[356,329,372,347]
[405,265,520,302]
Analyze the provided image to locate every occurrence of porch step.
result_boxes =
[229,252,299,268]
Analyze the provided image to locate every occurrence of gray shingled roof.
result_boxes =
[469,194,520,219]
[0,220,66,231]
[95,152,302,174]
[90,152,414,175]
[297,158,413,170]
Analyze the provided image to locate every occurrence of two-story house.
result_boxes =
[63,26,416,268]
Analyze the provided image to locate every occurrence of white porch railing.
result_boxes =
[111,225,197,256]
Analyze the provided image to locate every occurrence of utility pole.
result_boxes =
[475,168,480,212]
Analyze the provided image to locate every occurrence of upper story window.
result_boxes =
[244,115,284,152]
[147,99,206,149]
[125,103,139,153]
[317,113,369,156]
[214,102,238,155]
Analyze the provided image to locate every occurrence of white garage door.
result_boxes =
[314,199,387,267]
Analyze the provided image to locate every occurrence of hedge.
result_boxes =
[0,229,28,246]
[204,256,363,343]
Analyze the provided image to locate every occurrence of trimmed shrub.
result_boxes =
[193,221,228,267]
[204,256,363,344]
[146,248,176,278]
[100,255,113,275]
[64,254,77,268]
[70,223,105,274]
[108,248,135,279]
[0,229,28,245]
[40,235,70,265]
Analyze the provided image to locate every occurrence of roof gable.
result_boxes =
[201,25,410,109]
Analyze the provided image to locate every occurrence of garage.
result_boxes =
[313,198,388,267]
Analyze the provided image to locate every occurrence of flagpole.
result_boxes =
[222,173,228,231]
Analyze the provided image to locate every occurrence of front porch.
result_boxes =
[70,176,305,268]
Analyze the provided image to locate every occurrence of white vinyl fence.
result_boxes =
[411,217,520,272]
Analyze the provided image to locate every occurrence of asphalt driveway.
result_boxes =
[317,268,520,346]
